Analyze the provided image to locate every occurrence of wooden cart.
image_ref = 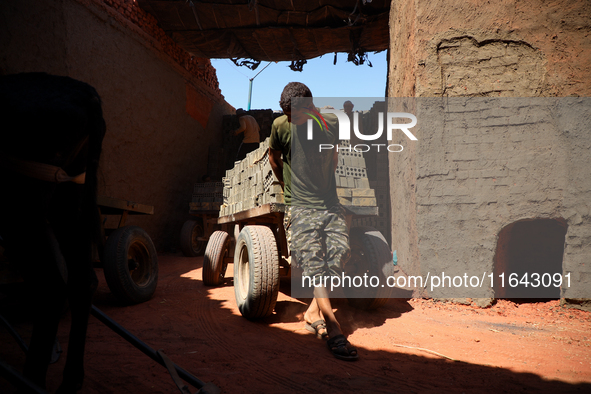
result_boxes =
[179,207,219,258]
[96,196,158,305]
[179,181,224,257]
[1,196,158,306]
[202,202,396,319]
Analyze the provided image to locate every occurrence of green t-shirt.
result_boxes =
[269,113,339,209]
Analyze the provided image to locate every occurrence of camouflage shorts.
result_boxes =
[283,205,292,247]
[287,205,350,280]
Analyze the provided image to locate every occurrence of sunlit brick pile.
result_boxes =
[219,139,376,217]
[220,138,282,216]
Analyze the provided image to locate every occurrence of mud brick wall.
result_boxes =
[387,0,591,299]
[0,0,234,250]
[98,0,221,95]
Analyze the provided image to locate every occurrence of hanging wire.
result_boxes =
[223,59,251,79]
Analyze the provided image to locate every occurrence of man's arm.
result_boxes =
[234,117,246,135]
[269,147,284,190]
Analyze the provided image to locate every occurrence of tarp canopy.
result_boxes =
[137,0,390,70]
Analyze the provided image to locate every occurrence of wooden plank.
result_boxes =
[97,196,154,215]
[188,209,219,216]
[189,202,221,211]
[217,203,285,224]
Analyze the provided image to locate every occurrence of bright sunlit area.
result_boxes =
[211,51,388,112]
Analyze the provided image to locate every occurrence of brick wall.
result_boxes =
[0,0,235,250]
[387,0,591,300]
[92,0,221,96]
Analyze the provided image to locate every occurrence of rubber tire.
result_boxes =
[103,225,158,305]
[180,219,206,257]
[202,231,231,286]
[345,226,395,310]
[233,225,280,319]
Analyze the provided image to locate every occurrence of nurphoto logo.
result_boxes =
[305,108,418,153]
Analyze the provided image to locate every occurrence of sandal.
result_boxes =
[327,334,358,361]
[305,320,328,339]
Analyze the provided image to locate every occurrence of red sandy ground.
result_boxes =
[1,253,590,393]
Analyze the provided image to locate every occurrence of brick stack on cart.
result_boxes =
[195,138,396,320]
[335,140,376,208]
[220,138,283,216]
[220,138,381,217]
[179,182,224,257]
[190,182,224,212]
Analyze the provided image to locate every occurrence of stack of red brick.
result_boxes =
[99,0,222,96]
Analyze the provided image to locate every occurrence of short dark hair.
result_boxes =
[279,82,312,112]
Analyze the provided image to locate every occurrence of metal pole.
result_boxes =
[246,62,272,111]
[90,305,207,390]
[0,313,28,353]
[0,360,49,394]
[247,78,253,111]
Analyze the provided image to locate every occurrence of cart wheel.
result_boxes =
[180,219,206,257]
[202,230,231,286]
[103,225,158,305]
[345,226,395,310]
[234,225,279,319]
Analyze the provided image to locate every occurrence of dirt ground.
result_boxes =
[1,253,591,393]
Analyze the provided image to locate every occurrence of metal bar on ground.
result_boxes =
[0,359,49,394]
[217,202,285,225]
[90,305,212,392]
[0,313,28,353]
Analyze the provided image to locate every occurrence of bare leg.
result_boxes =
[314,286,358,360]
[312,287,342,338]
[304,298,321,322]
[303,298,327,337]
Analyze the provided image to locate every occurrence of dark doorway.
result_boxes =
[493,219,567,299]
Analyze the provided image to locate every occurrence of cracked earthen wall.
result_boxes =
[0,0,234,250]
[387,0,591,299]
